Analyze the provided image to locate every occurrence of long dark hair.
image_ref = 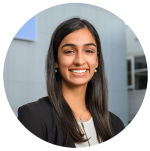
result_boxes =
[46,17,113,146]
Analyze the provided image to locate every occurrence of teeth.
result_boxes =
[71,70,86,73]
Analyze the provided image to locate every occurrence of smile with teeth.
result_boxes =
[70,70,87,73]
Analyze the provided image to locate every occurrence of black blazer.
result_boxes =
[18,96,125,148]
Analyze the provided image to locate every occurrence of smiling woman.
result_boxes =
[18,17,125,148]
[56,28,98,87]
[46,18,124,147]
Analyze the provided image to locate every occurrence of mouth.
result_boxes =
[69,69,89,76]
[69,69,89,72]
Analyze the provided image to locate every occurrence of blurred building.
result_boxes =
[126,25,147,123]
[3,3,128,126]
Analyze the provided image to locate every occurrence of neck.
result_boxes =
[62,82,87,113]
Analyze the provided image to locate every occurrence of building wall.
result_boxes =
[126,25,143,55]
[3,3,128,126]
[126,25,147,122]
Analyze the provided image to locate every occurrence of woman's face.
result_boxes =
[56,28,98,87]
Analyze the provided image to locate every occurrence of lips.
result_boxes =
[70,69,89,75]
[69,68,89,71]
[69,69,89,71]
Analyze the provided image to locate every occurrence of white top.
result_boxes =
[74,117,100,148]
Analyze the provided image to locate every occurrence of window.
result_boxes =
[127,59,132,86]
[127,55,147,90]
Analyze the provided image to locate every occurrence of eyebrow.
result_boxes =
[61,43,97,49]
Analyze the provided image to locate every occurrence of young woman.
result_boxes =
[18,17,125,148]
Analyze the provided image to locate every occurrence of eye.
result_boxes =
[85,49,94,53]
[65,51,72,53]
[65,50,93,53]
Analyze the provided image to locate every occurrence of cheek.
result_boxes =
[64,58,73,66]
[88,57,97,68]
[58,56,73,71]
[59,55,73,67]
[58,54,70,67]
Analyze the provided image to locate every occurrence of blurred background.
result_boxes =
[3,3,147,127]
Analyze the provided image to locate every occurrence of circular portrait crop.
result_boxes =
[3,3,148,148]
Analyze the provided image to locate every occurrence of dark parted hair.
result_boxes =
[46,17,113,146]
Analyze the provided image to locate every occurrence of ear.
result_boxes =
[96,55,99,68]
[55,62,58,68]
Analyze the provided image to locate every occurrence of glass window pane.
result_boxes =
[127,60,132,85]
[135,71,147,90]
[135,56,147,69]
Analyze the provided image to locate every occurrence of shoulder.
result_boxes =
[18,96,56,142]
[109,112,125,136]
[18,96,56,130]
[18,96,50,114]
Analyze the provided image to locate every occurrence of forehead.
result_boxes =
[59,28,96,47]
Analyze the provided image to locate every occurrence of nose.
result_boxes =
[73,51,86,66]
